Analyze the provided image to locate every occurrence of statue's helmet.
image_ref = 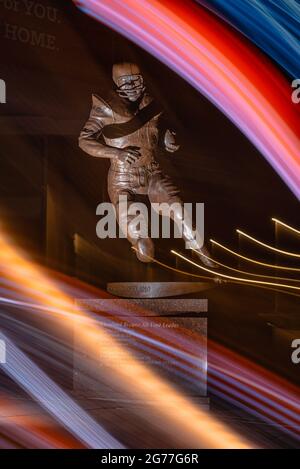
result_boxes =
[112,62,145,102]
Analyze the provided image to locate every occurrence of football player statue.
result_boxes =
[79,62,215,266]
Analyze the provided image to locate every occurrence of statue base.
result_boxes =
[107,281,215,298]
[73,283,210,409]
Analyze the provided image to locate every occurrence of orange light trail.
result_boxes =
[0,230,252,449]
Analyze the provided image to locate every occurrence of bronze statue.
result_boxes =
[79,62,215,266]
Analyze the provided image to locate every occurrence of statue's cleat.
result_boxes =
[134,238,155,263]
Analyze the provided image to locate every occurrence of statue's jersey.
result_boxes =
[80,92,162,171]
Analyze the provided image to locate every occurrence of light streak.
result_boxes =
[0,231,251,449]
[131,246,211,281]
[0,331,123,449]
[211,239,300,272]
[190,248,300,283]
[171,250,300,291]
[1,233,300,445]
[272,218,300,237]
[236,229,300,258]
[74,0,300,199]
[0,398,83,448]
[133,247,300,297]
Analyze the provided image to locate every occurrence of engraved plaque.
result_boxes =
[73,297,209,408]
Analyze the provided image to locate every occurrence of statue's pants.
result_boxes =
[107,162,201,258]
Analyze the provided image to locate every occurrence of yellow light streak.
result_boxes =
[190,248,300,283]
[210,239,300,272]
[171,250,300,291]
[131,246,212,281]
[236,229,300,258]
[272,218,300,237]
[131,248,300,298]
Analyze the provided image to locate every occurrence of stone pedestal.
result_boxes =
[73,285,209,409]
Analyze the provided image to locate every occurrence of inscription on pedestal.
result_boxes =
[73,298,209,408]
